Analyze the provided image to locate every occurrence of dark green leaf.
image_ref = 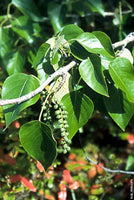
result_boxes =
[79,57,108,96]
[2,73,40,127]
[47,2,66,34]
[50,35,67,64]
[60,24,84,41]
[33,43,50,68]
[12,0,43,22]
[61,91,94,138]
[109,57,134,102]
[92,31,115,57]
[76,32,115,58]
[0,27,13,58]
[11,16,34,43]
[87,0,104,16]
[33,42,54,83]
[19,121,57,170]
[70,41,91,61]
[37,59,55,83]
[3,50,25,75]
[103,85,134,131]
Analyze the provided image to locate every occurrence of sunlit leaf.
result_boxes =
[120,48,133,64]
[76,32,115,58]
[2,73,40,127]
[125,152,134,171]
[79,56,108,96]
[109,57,134,102]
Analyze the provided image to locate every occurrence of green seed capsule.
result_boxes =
[56,115,61,119]
[61,140,65,144]
[60,128,65,132]
[43,113,48,117]
[55,110,60,115]
[63,149,67,154]
[54,104,58,109]
[61,132,65,137]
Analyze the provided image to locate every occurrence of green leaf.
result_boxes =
[12,0,43,22]
[87,0,104,16]
[61,91,94,138]
[125,152,134,171]
[0,27,13,58]
[70,41,91,61]
[33,43,50,68]
[103,85,134,131]
[3,192,15,200]
[49,35,67,64]
[72,2,85,17]
[3,50,25,75]
[11,16,34,43]
[60,24,84,41]
[109,57,134,102]
[19,121,57,170]
[76,32,115,58]
[79,57,108,96]
[2,73,40,127]
[47,2,66,34]
[92,31,115,57]
[33,42,54,83]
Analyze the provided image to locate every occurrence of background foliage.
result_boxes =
[0,0,134,199]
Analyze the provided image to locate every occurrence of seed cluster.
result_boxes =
[41,92,71,154]
[54,101,71,154]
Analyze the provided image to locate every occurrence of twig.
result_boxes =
[0,61,76,106]
[78,132,134,175]
[66,10,132,18]
[1,32,134,106]
[112,32,134,49]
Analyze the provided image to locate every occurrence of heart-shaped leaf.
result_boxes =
[2,73,40,127]
[92,31,115,57]
[19,121,57,170]
[109,57,134,102]
[60,24,84,41]
[61,91,94,138]
[103,84,134,131]
[76,32,115,58]
[79,56,108,96]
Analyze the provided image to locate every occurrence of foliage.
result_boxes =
[0,0,134,199]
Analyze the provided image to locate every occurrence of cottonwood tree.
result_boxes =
[1,24,134,174]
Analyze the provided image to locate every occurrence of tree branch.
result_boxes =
[112,32,134,49]
[0,32,134,106]
[0,61,76,106]
[78,132,134,175]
